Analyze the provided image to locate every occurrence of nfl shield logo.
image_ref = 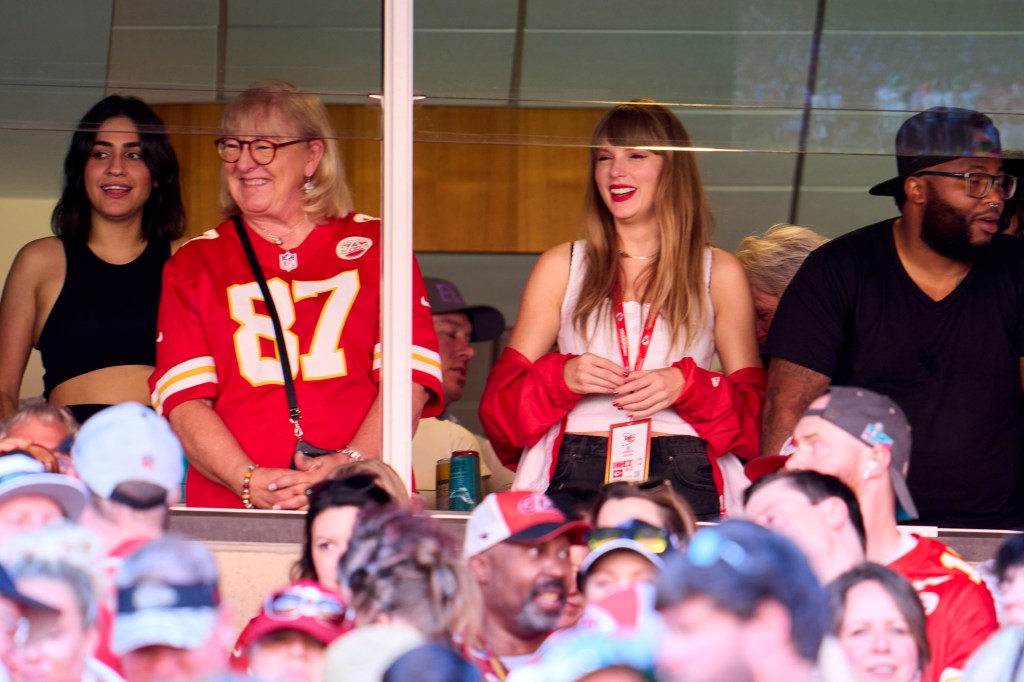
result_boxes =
[279,251,298,272]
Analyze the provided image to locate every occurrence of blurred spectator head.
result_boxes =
[0,402,77,475]
[423,277,505,405]
[232,579,349,682]
[578,531,667,603]
[655,521,828,681]
[465,492,587,649]
[72,402,184,512]
[735,223,829,347]
[293,474,392,592]
[829,563,929,682]
[596,480,696,542]
[327,460,410,505]
[995,534,1024,626]
[113,535,233,682]
[0,454,88,542]
[743,469,865,583]
[0,557,57,667]
[340,505,479,646]
[575,665,650,682]
[383,643,481,682]
[3,524,103,682]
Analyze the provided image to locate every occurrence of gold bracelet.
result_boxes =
[241,463,259,509]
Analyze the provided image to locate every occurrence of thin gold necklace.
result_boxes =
[255,217,309,246]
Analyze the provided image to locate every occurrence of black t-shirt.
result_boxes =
[765,219,1024,529]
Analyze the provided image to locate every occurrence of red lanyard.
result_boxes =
[613,283,659,373]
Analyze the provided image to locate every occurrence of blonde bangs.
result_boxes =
[574,100,711,347]
[218,80,353,220]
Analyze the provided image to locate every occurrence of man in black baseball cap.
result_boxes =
[760,106,1024,529]
[412,278,509,507]
[0,562,57,673]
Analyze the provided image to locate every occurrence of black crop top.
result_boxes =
[36,237,170,397]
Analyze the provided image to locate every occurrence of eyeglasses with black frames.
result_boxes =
[912,171,1018,200]
[214,137,307,165]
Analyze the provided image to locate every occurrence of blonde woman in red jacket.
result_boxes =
[480,100,764,520]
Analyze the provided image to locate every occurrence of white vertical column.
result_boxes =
[380,0,415,490]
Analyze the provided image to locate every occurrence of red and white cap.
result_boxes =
[463,491,588,559]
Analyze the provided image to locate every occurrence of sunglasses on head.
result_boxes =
[585,519,679,555]
[686,527,752,573]
[308,473,391,505]
[264,585,346,626]
[1,445,61,474]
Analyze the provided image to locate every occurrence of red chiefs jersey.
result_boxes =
[149,214,443,508]
[888,535,997,682]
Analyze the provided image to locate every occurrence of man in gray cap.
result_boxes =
[113,535,233,682]
[412,277,508,505]
[753,386,997,682]
[760,106,1024,529]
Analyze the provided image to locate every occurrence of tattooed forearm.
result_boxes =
[761,359,831,457]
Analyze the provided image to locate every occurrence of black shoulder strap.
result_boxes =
[233,217,302,423]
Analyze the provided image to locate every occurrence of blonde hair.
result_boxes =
[219,80,353,220]
[0,400,78,438]
[735,223,828,297]
[574,99,712,346]
[329,459,411,506]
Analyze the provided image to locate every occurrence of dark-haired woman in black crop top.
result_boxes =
[0,95,185,424]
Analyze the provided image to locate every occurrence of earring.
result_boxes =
[303,176,315,193]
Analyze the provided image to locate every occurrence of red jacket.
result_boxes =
[479,346,765,493]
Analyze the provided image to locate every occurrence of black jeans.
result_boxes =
[549,433,720,520]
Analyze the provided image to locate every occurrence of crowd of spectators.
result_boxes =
[0,394,1019,682]
[0,74,1023,682]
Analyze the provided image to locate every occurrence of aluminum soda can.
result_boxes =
[449,450,482,511]
[435,458,451,511]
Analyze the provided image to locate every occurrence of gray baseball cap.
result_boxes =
[805,386,917,520]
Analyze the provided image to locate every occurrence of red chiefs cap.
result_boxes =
[231,579,350,669]
[463,491,588,559]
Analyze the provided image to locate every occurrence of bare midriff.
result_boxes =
[48,365,154,407]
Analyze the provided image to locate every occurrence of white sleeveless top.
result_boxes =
[558,241,716,435]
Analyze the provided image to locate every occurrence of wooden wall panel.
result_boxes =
[153,103,604,253]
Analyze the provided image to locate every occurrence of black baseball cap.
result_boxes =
[869,107,1003,197]
[424,277,506,343]
[0,563,58,613]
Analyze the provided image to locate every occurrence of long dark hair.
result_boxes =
[292,474,393,582]
[51,95,185,243]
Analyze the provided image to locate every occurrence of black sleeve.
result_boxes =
[762,242,853,379]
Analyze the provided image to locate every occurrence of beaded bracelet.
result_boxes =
[241,463,260,509]
[340,448,363,462]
